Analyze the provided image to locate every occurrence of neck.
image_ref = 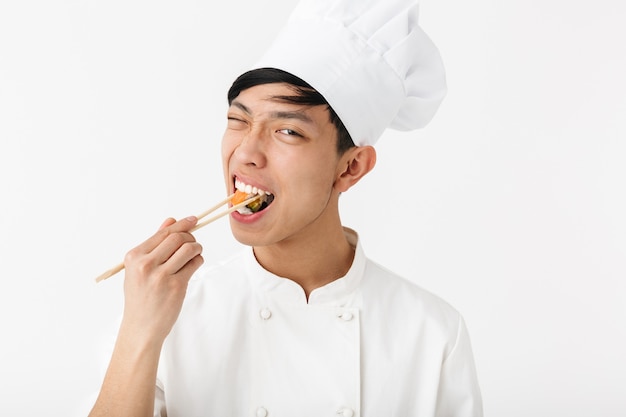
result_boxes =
[253,224,355,300]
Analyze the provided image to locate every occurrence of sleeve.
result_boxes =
[154,379,167,417]
[435,316,484,417]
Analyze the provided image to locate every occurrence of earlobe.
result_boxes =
[334,146,377,192]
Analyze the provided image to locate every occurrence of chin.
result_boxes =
[229,224,268,247]
[232,234,255,247]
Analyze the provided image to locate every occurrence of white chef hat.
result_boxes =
[253,0,447,146]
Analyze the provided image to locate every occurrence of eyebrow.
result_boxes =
[230,100,314,124]
[231,101,251,115]
[269,110,314,124]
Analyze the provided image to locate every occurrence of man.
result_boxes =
[89,0,483,416]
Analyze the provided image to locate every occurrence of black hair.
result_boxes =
[227,67,355,154]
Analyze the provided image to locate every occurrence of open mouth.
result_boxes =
[233,179,274,215]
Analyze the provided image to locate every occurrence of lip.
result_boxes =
[230,205,269,223]
[230,174,274,222]
[230,194,272,222]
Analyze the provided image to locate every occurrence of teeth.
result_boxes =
[235,179,272,197]
[234,179,274,215]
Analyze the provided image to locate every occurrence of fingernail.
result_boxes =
[186,216,197,222]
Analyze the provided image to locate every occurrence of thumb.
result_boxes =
[158,217,177,231]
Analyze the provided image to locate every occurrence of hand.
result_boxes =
[119,216,204,349]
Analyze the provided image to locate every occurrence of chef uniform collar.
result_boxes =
[245,228,365,305]
[253,0,447,146]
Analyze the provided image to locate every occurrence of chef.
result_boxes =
[88,0,483,416]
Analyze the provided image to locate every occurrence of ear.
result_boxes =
[334,146,377,192]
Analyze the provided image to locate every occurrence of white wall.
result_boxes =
[1,1,624,416]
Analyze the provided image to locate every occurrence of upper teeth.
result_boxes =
[235,179,272,196]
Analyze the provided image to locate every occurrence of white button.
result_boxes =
[256,407,268,417]
[338,311,353,321]
[259,308,272,320]
[337,408,354,417]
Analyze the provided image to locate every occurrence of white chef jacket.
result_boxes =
[154,228,483,417]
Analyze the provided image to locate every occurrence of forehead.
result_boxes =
[229,83,328,121]
[233,82,305,103]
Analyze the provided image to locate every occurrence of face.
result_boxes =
[221,83,345,248]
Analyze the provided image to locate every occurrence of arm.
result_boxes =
[89,216,204,417]
[436,316,484,417]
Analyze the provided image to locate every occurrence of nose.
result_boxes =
[232,128,267,168]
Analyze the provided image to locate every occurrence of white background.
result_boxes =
[1,0,624,416]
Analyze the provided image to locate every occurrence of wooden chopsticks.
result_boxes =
[94,193,260,283]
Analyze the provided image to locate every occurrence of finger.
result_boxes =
[135,216,198,255]
[163,241,203,276]
[173,252,204,282]
[158,217,177,231]
[149,231,198,269]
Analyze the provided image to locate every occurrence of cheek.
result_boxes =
[221,134,240,163]
[221,135,232,158]
[290,154,339,193]
[221,137,236,180]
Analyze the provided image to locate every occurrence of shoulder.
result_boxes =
[361,258,463,337]
[191,248,249,285]
[181,249,251,311]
